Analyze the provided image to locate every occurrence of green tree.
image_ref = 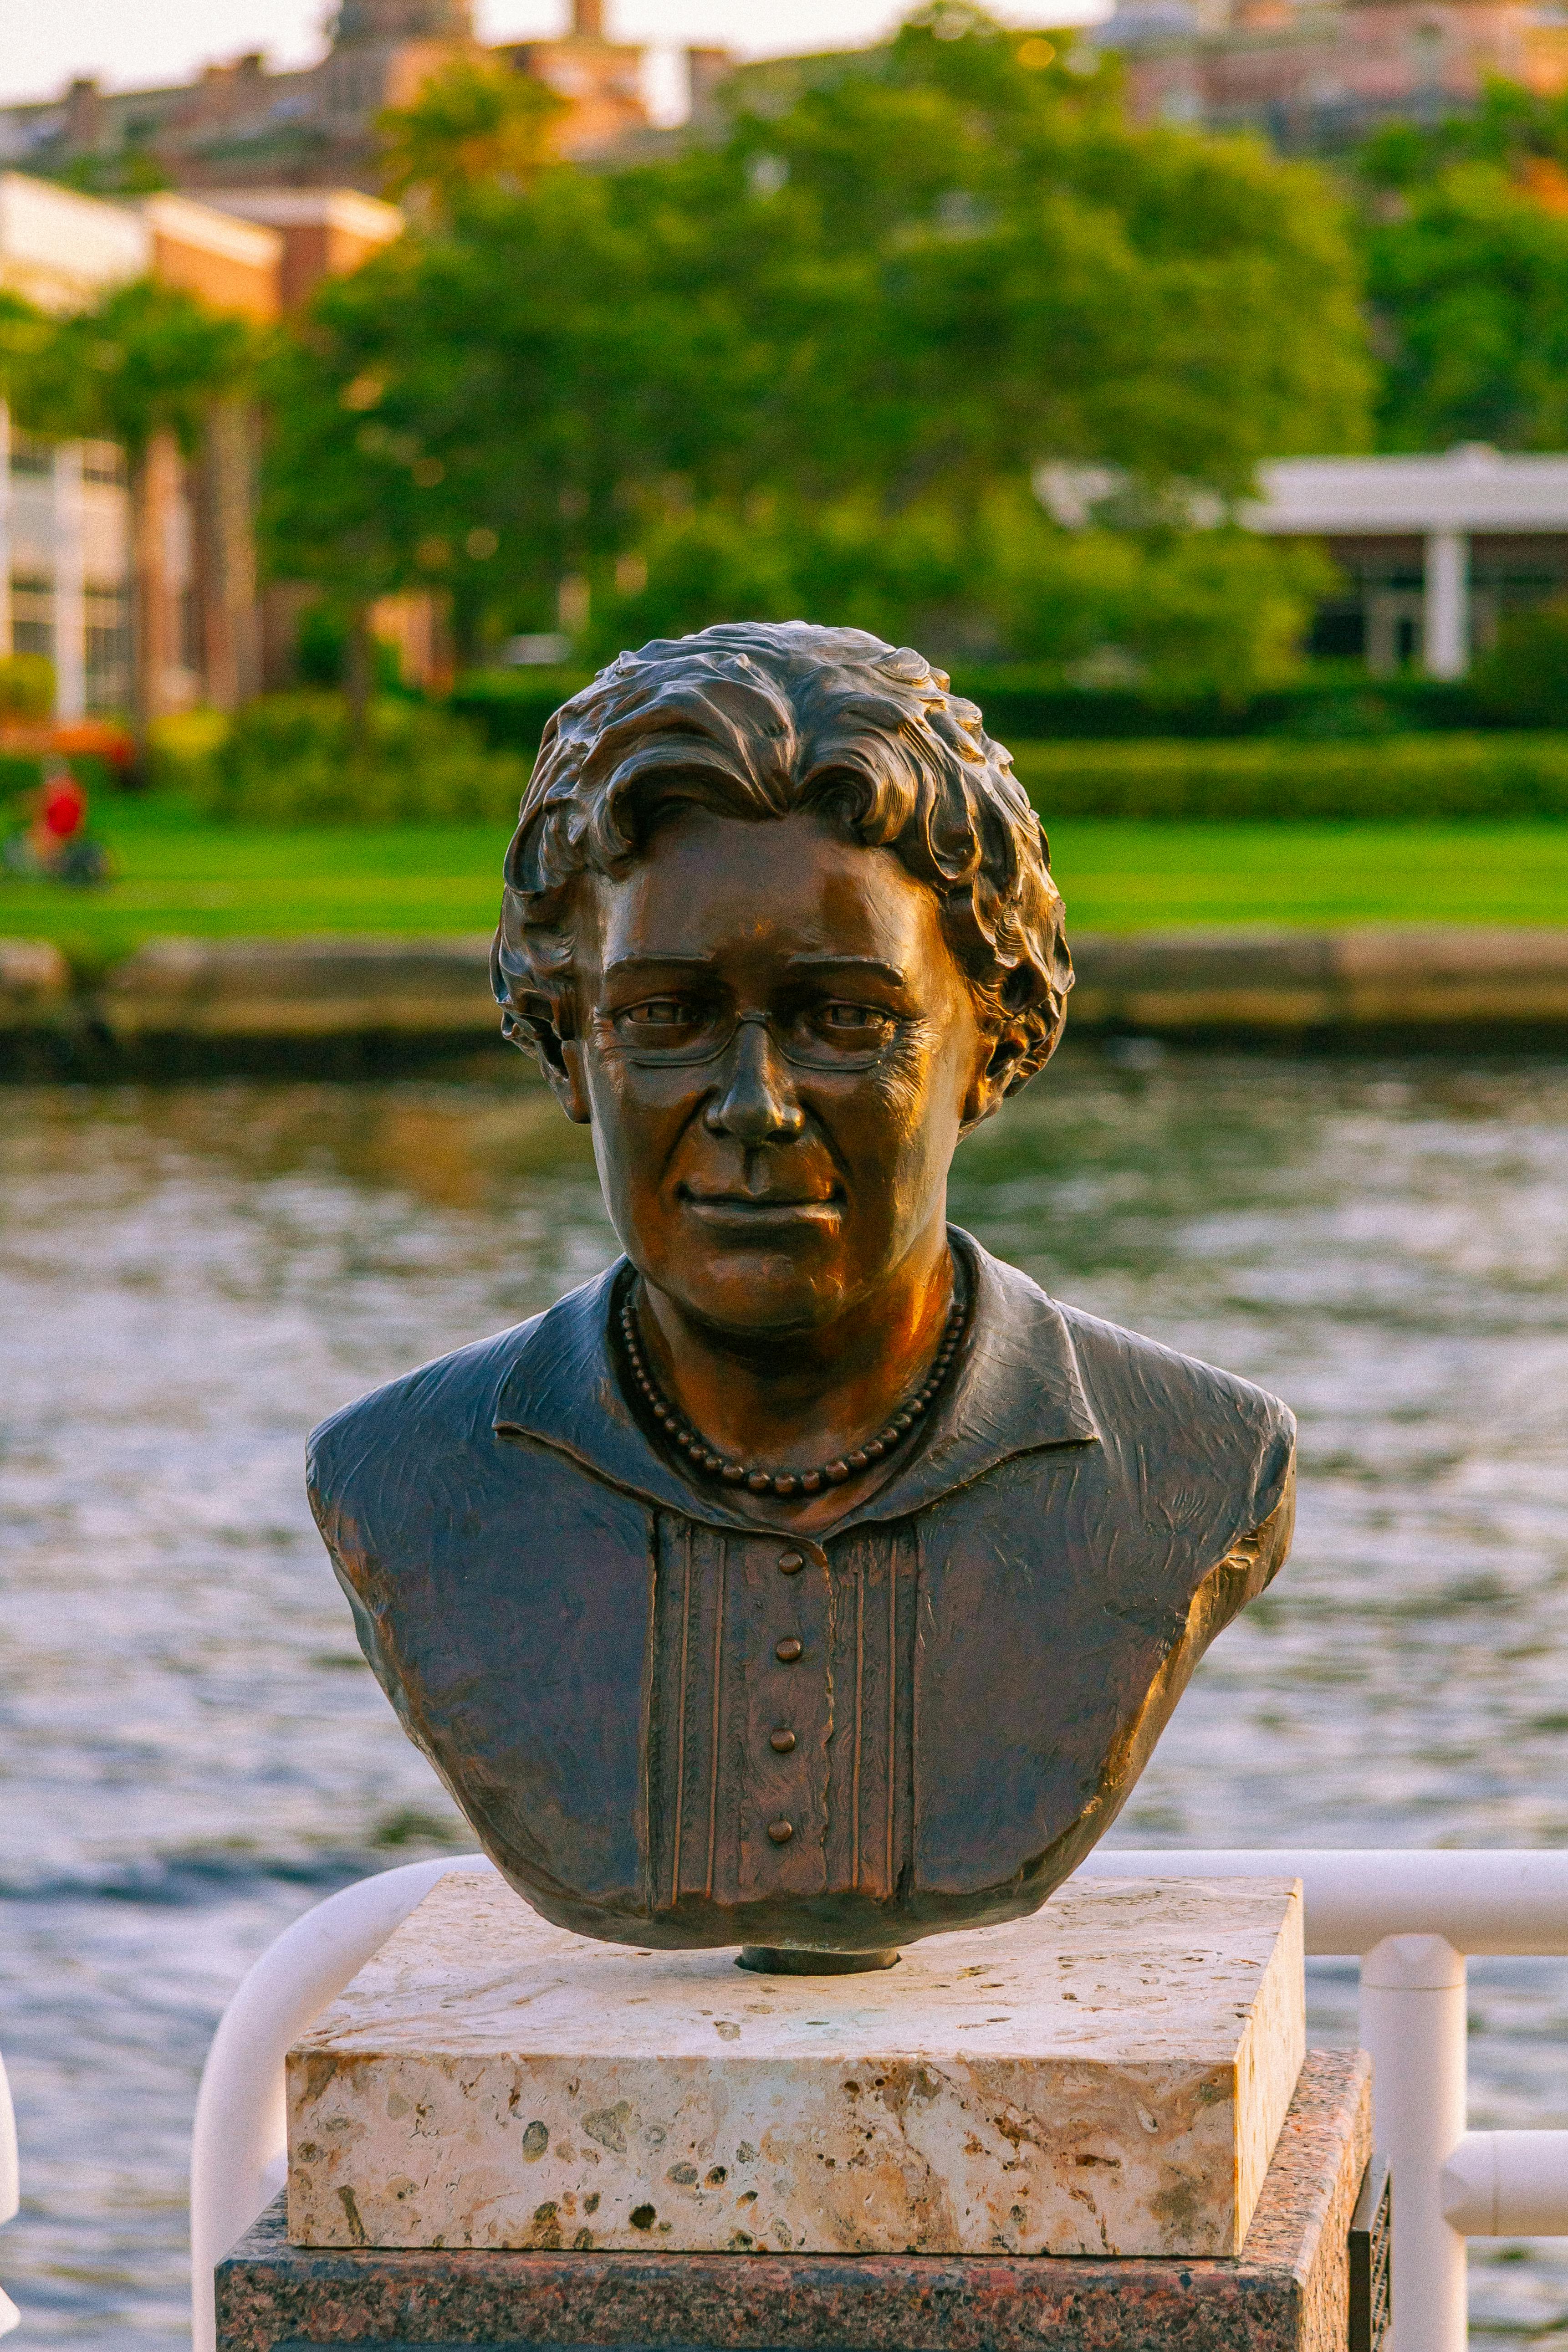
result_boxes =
[259,234,475,728]
[263,3,1371,681]
[1359,154,1568,450]
[1360,77,1568,187]
[378,56,566,217]
[584,489,1331,691]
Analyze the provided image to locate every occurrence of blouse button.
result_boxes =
[770,1728,797,1754]
[776,1550,806,1575]
[775,1637,803,1663]
[767,1819,794,1844]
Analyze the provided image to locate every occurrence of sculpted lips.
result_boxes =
[678,1184,842,1226]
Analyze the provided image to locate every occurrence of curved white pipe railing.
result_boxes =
[0,2049,19,2337]
[1080,1846,1568,1954]
[189,1855,490,2352]
[189,1849,1568,2352]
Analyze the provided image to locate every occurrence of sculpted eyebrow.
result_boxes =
[785,955,909,987]
[602,956,717,980]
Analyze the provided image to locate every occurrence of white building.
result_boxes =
[1249,445,1568,678]
[1039,443,1568,678]
[0,172,399,719]
[0,174,283,718]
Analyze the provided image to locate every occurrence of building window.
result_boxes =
[9,433,55,480]
[10,574,54,660]
[85,582,132,712]
[81,440,128,487]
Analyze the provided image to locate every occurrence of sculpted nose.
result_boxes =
[704,1017,806,1145]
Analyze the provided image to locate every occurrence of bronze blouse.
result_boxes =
[310,1231,1296,1955]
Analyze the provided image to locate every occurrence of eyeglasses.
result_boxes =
[603,1000,900,1073]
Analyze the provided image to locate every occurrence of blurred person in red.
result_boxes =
[31,762,87,868]
[3,759,105,884]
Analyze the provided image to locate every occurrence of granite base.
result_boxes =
[220,2049,1369,2352]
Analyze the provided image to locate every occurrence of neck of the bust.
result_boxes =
[634,1226,956,1479]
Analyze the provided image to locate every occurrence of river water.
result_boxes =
[4,1045,1568,2346]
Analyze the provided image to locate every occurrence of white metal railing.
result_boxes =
[1082,1851,1568,2352]
[189,1854,477,2352]
[188,1849,1568,2352]
[1,2048,20,2337]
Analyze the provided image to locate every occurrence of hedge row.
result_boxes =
[449,670,594,757]
[1010,733,1568,823]
[448,665,1495,755]
[947,670,1491,743]
[153,695,530,826]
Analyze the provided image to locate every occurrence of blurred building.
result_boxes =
[0,173,402,719]
[1249,445,1568,675]
[1093,0,1568,148]
[0,1,727,195]
[1039,444,1568,675]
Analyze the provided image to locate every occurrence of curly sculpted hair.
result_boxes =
[491,621,1072,1094]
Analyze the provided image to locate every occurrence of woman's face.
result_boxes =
[551,804,1001,1338]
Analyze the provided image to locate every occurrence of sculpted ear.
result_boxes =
[513,990,592,1124]
[961,1017,1032,1133]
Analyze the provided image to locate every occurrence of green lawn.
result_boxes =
[4,794,1568,962]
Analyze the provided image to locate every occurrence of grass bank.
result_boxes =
[2,793,1568,963]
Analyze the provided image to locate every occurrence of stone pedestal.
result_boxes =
[220,2050,1371,2352]
[286,1871,1305,2261]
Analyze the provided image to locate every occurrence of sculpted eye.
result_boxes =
[623,999,691,1028]
[817,1002,890,1035]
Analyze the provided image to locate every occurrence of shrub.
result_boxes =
[0,752,41,806]
[450,663,1497,754]
[189,693,528,825]
[1470,601,1568,731]
[0,654,56,721]
[146,708,233,795]
[953,668,1487,741]
[449,669,593,757]
[1011,733,1568,822]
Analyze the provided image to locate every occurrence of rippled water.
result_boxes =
[4,1046,1568,2346]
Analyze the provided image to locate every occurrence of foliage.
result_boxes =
[378,56,566,215]
[21,277,254,457]
[260,4,1371,674]
[1360,161,1568,450]
[452,664,1491,752]
[0,290,56,416]
[45,147,172,196]
[293,604,409,691]
[449,669,594,752]
[1359,78,1568,187]
[1469,599,1568,728]
[186,693,528,825]
[145,708,235,794]
[259,257,436,619]
[0,754,41,807]
[574,495,1333,691]
[1353,80,1568,450]
[1012,731,1568,822]
[0,654,57,721]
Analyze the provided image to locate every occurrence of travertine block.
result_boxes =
[286,1869,1303,2260]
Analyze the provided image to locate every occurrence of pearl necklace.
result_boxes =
[618,1283,967,1500]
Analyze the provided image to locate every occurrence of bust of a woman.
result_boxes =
[309,622,1293,1971]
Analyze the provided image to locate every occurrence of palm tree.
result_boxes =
[31,280,255,731]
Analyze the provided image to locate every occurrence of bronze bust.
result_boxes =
[309,623,1294,1971]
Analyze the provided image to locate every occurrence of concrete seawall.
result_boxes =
[7,928,1568,1070]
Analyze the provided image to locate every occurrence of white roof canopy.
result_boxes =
[1035,445,1568,536]
[1249,446,1568,535]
